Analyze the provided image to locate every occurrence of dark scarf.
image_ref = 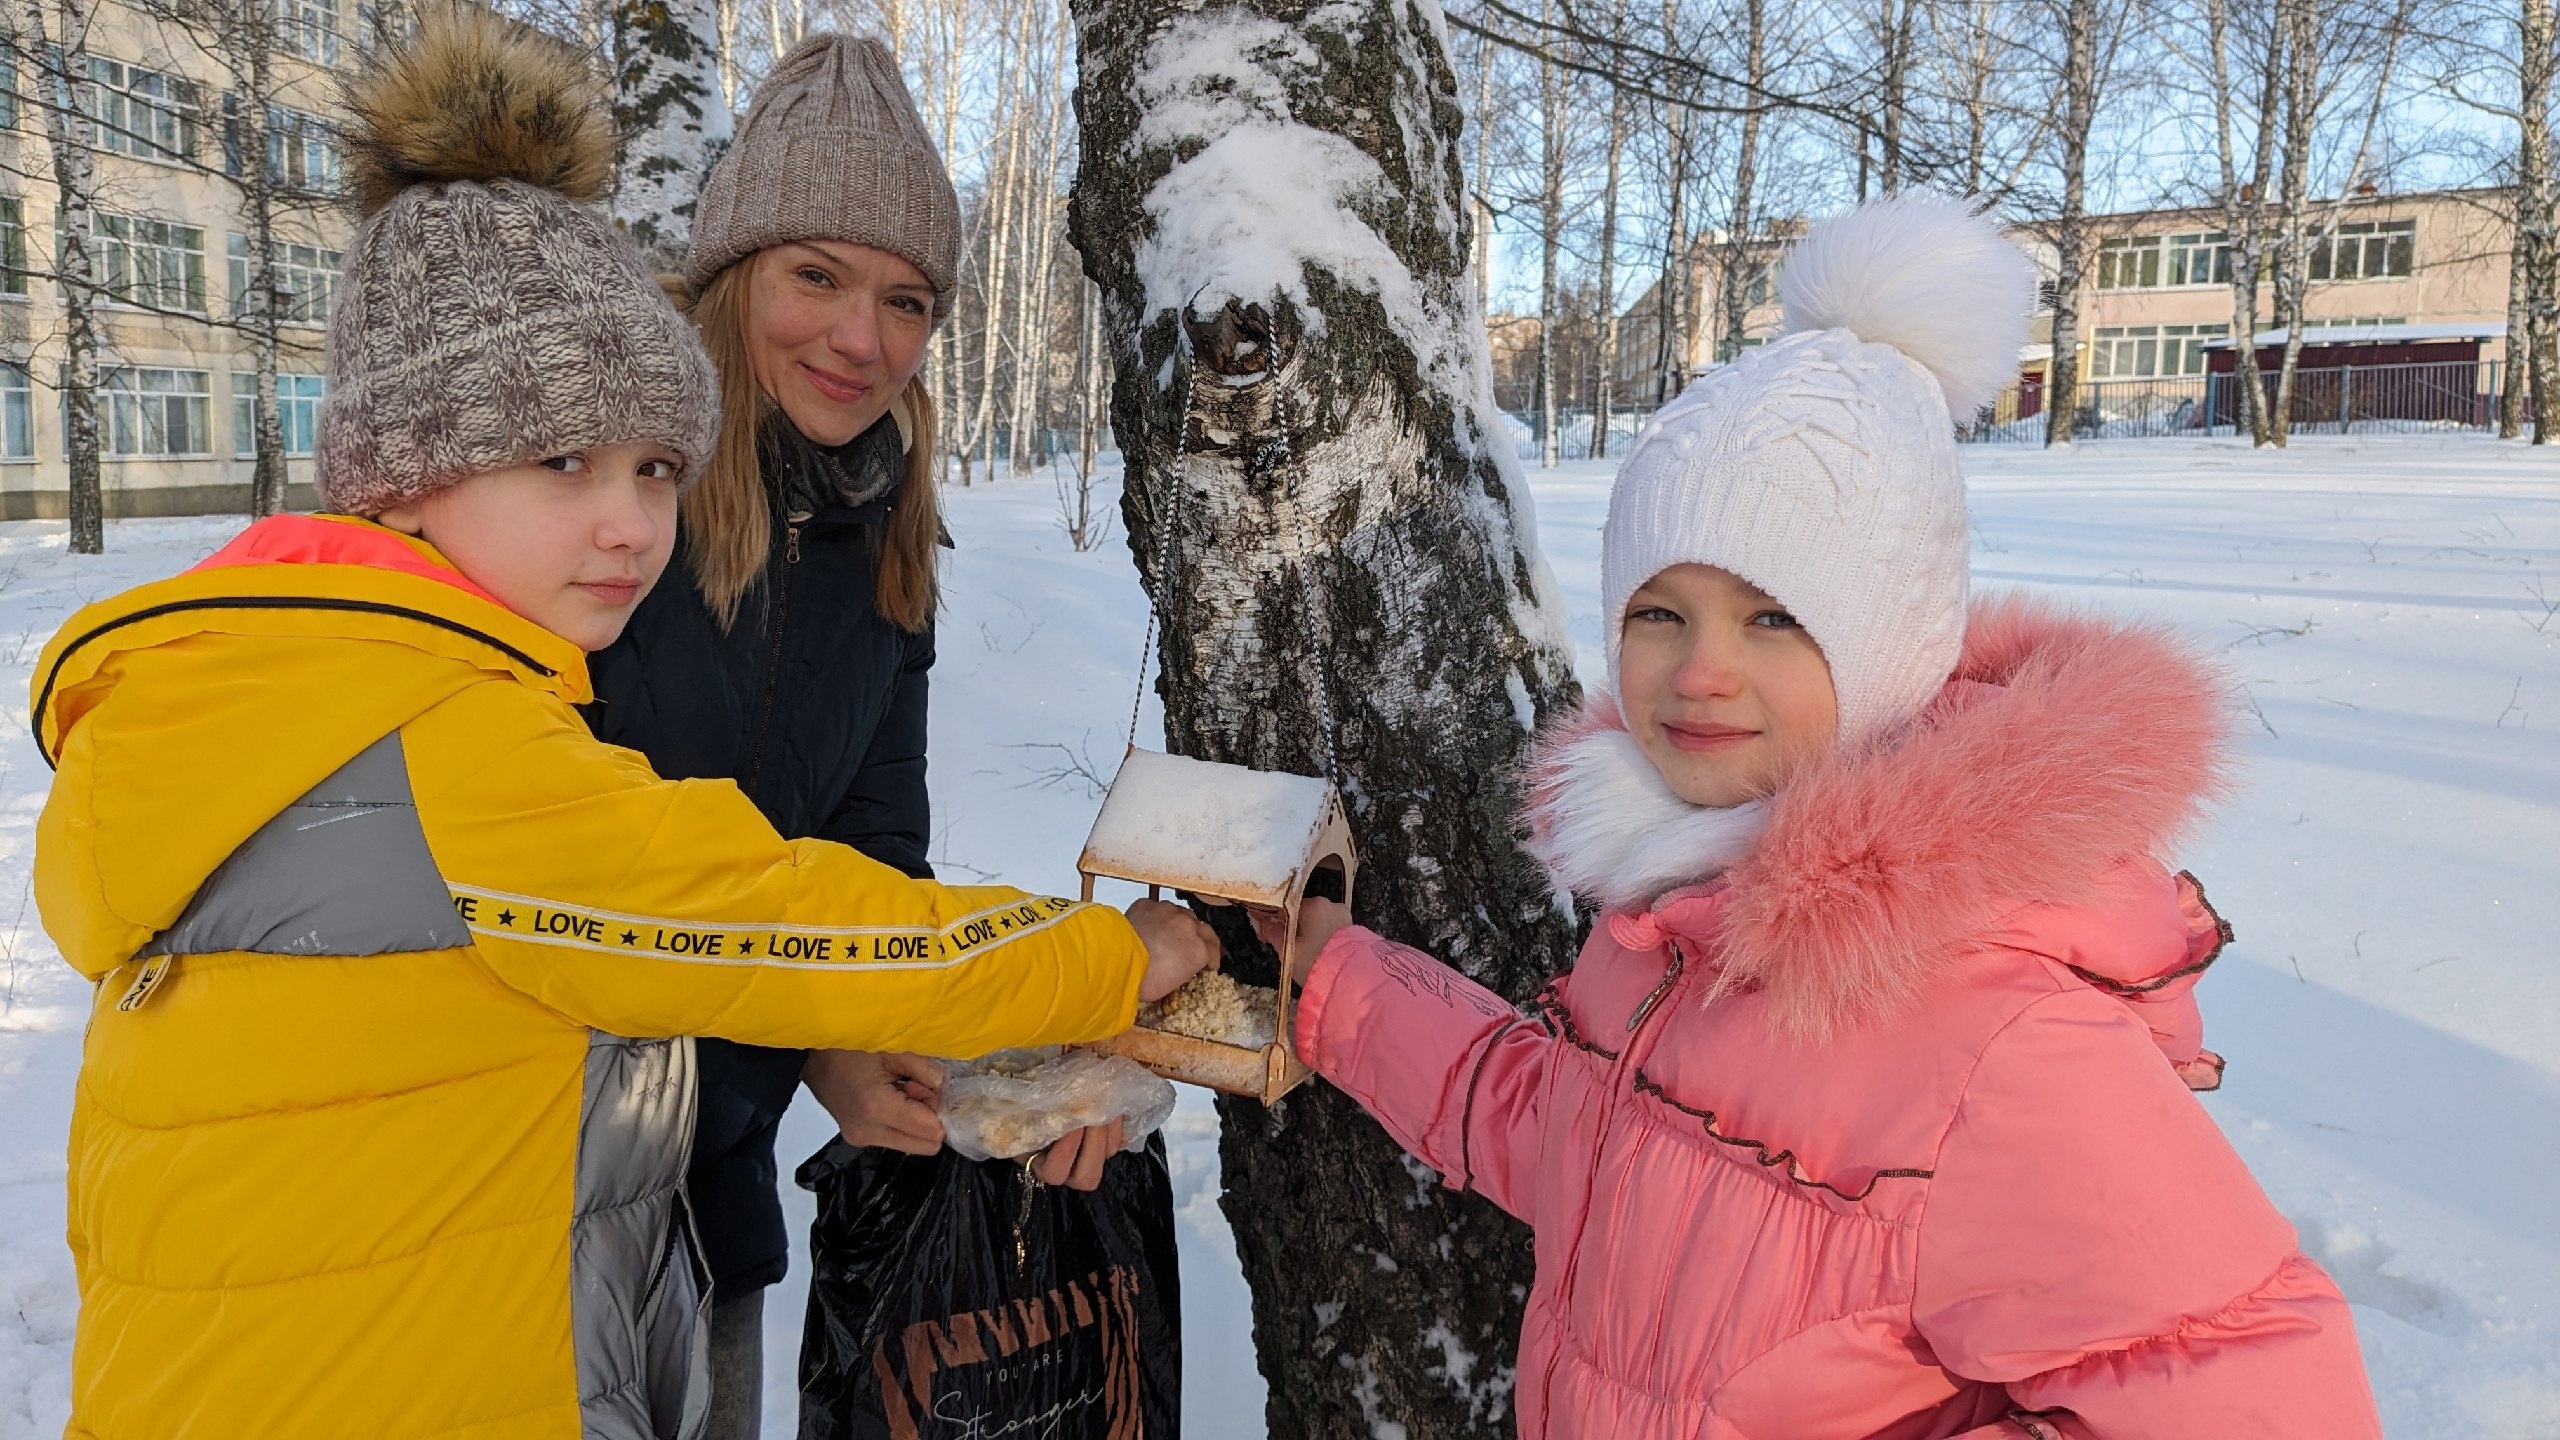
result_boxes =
[763,410,904,519]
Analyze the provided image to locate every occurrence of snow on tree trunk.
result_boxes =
[613,0,731,266]
[1068,0,1585,1429]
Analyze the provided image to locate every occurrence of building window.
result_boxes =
[0,196,25,297]
[0,362,31,459]
[226,101,342,193]
[2308,219,2415,282]
[2095,231,2232,291]
[83,56,200,162]
[227,233,341,324]
[91,212,208,313]
[2090,322,2228,378]
[0,43,21,130]
[270,107,341,192]
[233,372,325,457]
[280,0,341,64]
[96,367,212,457]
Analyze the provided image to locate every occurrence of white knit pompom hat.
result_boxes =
[1601,193,2036,741]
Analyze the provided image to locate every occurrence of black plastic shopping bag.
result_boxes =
[795,1134,1182,1440]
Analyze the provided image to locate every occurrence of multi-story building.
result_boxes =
[1615,186,2520,424]
[1,0,354,518]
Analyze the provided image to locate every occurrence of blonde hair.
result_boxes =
[667,261,942,632]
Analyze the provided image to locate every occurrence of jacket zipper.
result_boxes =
[741,514,805,801]
[1540,936,1689,1415]
[1626,940,1687,1032]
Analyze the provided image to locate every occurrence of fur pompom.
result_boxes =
[1778,194,2036,420]
[340,4,613,218]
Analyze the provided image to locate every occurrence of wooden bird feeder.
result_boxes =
[1077,748,1356,1105]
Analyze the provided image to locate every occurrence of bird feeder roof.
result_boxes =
[1079,749,1342,909]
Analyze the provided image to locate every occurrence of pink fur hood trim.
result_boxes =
[1525,591,2239,1041]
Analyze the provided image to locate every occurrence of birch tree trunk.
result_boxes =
[1537,0,1564,467]
[1593,66,1624,457]
[613,0,731,265]
[1717,0,1766,364]
[2043,0,2099,446]
[2267,0,2320,447]
[2516,0,2558,439]
[1070,0,1585,1429]
[227,0,290,516]
[2209,0,2281,444]
[20,0,105,552]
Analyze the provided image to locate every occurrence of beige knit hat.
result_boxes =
[684,33,962,313]
[315,5,719,518]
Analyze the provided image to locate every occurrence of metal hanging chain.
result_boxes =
[1124,307,1344,790]
[1126,349,1205,751]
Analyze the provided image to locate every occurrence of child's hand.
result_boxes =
[1128,898,1221,1002]
[1249,898,1356,982]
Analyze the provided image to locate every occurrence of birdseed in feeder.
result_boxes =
[1140,971,1281,1051]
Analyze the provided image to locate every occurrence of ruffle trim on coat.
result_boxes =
[1629,1068,1934,1202]
[1525,592,2239,1043]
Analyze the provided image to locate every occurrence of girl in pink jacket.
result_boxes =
[1279,197,2382,1437]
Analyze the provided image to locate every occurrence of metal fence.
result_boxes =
[1958,360,2524,444]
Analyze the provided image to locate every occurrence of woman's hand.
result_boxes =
[1031,1118,1127,1190]
[1128,898,1222,1002]
[803,1049,946,1155]
[1249,898,1355,983]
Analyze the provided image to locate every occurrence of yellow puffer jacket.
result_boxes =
[35,515,1148,1439]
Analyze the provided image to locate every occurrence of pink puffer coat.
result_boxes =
[1295,596,2380,1438]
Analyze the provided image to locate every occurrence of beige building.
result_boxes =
[1,0,352,518]
[1617,187,2521,417]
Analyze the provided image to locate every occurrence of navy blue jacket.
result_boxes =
[584,417,931,1295]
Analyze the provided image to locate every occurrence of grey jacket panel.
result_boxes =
[143,732,467,958]
[141,728,709,1438]
[575,1029,710,1440]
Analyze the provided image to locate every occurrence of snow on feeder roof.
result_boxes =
[1078,747,1357,1105]
[1078,749,1339,910]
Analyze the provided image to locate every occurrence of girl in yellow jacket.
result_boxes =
[31,11,1217,1438]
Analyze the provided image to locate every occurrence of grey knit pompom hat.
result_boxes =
[684,33,962,313]
[314,4,719,518]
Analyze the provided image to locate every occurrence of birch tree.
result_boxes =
[1070,0,1584,1428]
[613,0,730,264]
[12,0,105,552]
[2041,0,2105,445]
[2199,0,2285,443]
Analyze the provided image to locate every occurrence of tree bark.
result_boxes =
[2517,0,2558,439]
[2503,167,2533,436]
[1070,0,1585,1430]
[227,0,289,516]
[20,0,105,552]
[2207,0,2282,445]
[1717,0,1765,365]
[613,0,730,266]
[1593,51,1624,457]
[1537,0,1564,467]
[2043,0,2098,446]
[2266,0,2320,448]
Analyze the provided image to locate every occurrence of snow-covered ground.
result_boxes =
[1,435,2555,1437]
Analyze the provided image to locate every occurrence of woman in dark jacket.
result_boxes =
[585,32,1134,1438]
